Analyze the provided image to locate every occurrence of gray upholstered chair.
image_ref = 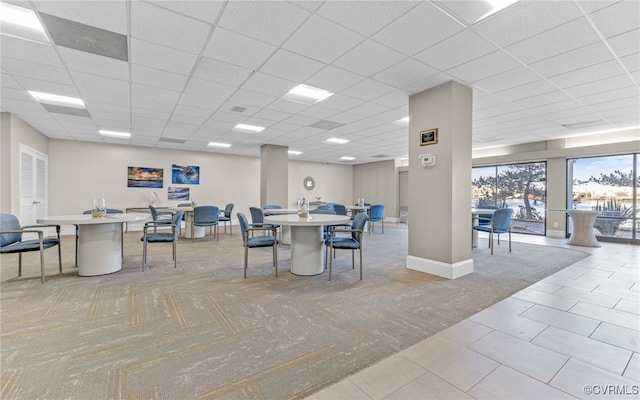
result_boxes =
[368,204,385,234]
[249,206,278,235]
[149,205,173,233]
[218,203,234,235]
[192,205,219,242]
[325,212,369,281]
[237,212,278,279]
[473,208,514,254]
[141,210,184,270]
[263,205,282,210]
[0,213,62,283]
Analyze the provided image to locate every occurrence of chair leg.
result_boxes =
[244,246,248,279]
[382,219,384,234]
[57,243,62,274]
[18,253,22,277]
[173,239,177,268]
[75,224,79,267]
[273,242,278,277]
[508,230,512,252]
[490,231,494,255]
[351,249,355,269]
[192,223,195,243]
[216,224,219,241]
[359,245,363,280]
[142,240,147,271]
[329,246,333,281]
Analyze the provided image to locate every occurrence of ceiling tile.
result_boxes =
[447,51,521,83]
[530,42,615,78]
[316,1,419,36]
[130,38,199,76]
[259,49,326,83]
[505,17,601,64]
[58,47,129,80]
[305,65,365,93]
[131,64,189,91]
[496,80,557,101]
[183,78,237,101]
[473,1,582,47]
[1,57,73,84]
[151,1,225,23]
[192,58,254,86]
[547,60,627,88]
[373,58,438,89]
[204,27,277,70]
[473,67,542,93]
[373,2,465,56]
[341,79,396,101]
[218,1,310,46]
[333,40,406,77]
[608,29,640,58]
[589,0,640,38]
[240,72,296,97]
[33,0,128,34]
[414,29,497,71]
[282,15,365,63]
[0,35,60,67]
[130,1,212,54]
[564,74,636,98]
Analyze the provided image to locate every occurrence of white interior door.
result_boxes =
[20,144,48,235]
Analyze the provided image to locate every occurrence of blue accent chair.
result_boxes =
[250,206,278,235]
[192,205,219,242]
[237,212,278,279]
[218,203,234,235]
[141,210,184,270]
[325,212,369,281]
[0,213,62,283]
[473,208,514,254]
[368,204,385,234]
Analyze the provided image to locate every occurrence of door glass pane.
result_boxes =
[570,154,635,241]
[472,166,497,207]
[496,162,546,235]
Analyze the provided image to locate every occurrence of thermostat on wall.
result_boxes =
[419,154,436,167]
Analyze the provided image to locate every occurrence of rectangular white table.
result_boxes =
[37,213,150,276]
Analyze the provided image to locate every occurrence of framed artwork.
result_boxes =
[127,166,163,188]
[172,164,200,184]
[420,128,438,146]
[168,187,189,200]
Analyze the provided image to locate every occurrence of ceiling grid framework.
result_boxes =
[0,0,638,164]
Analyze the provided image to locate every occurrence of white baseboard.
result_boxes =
[546,229,566,238]
[406,255,474,279]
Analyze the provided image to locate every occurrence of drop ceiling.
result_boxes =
[1,0,638,164]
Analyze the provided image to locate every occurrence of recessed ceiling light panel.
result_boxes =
[99,130,131,138]
[436,0,519,25]
[233,123,265,133]
[28,91,85,108]
[339,156,355,161]
[0,3,49,43]
[288,150,302,155]
[282,84,334,105]
[325,138,350,144]
[208,142,232,148]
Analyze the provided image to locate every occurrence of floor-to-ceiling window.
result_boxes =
[472,162,547,235]
[568,153,639,244]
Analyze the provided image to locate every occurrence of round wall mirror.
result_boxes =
[303,176,315,190]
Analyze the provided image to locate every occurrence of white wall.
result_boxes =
[46,139,354,231]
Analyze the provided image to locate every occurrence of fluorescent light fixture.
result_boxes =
[208,142,232,148]
[288,150,303,155]
[393,117,410,127]
[28,91,85,108]
[325,137,350,144]
[0,3,49,43]
[233,123,265,133]
[99,130,131,138]
[339,156,355,161]
[436,0,519,25]
[282,84,334,105]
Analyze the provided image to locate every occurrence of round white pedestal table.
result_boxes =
[567,210,601,247]
[263,209,297,244]
[37,213,150,276]
[264,214,351,276]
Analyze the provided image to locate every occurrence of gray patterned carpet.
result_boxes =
[0,224,588,399]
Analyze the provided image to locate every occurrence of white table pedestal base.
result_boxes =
[567,210,601,247]
[78,223,122,276]
[290,225,324,275]
[280,225,291,245]
[184,213,205,238]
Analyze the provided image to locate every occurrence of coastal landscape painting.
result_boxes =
[172,164,200,184]
[127,166,163,188]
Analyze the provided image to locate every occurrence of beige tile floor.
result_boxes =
[307,235,639,400]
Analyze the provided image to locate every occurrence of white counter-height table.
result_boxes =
[264,214,351,275]
[37,213,150,276]
[471,208,498,248]
[263,208,297,244]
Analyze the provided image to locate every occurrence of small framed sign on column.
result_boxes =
[420,128,438,146]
